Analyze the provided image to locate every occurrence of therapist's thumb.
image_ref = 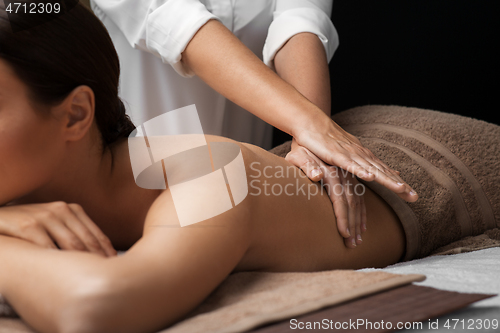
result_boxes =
[285,146,324,182]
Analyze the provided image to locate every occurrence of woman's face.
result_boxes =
[0,59,66,205]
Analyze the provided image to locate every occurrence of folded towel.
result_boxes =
[160,270,424,333]
[430,228,500,256]
[269,105,500,261]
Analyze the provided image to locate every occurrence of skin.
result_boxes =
[181,19,418,248]
[275,31,366,247]
[0,58,406,333]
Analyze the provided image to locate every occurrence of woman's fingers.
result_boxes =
[39,202,116,257]
[17,220,59,250]
[60,210,107,257]
[68,203,117,257]
[45,217,89,252]
[0,202,116,256]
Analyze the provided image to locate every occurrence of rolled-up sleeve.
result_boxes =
[91,0,220,77]
[263,0,339,71]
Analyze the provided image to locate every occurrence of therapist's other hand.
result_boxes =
[294,117,418,203]
[286,139,366,248]
[0,202,117,257]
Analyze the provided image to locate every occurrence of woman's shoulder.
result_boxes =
[204,134,264,153]
[140,134,259,232]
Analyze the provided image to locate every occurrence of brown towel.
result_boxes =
[269,105,500,261]
[430,228,500,255]
[160,271,424,333]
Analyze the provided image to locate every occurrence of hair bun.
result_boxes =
[102,98,136,145]
[114,99,136,142]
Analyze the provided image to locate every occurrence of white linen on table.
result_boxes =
[360,248,500,307]
[360,248,500,333]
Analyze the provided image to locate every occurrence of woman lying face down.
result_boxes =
[0,56,406,328]
[5,2,499,333]
[0,2,407,332]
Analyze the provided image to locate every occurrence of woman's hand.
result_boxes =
[293,116,419,203]
[0,202,117,257]
[286,138,366,248]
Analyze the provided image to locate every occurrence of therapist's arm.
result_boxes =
[182,20,322,137]
[181,19,417,201]
[272,32,369,248]
[273,32,331,116]
[272,32,331,178]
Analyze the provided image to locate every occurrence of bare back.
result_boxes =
[202,136,407,272]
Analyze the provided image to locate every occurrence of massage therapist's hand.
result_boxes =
[286,138,366,248]
[0,202,117,257]
[293,114,419,204]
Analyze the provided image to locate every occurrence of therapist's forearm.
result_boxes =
[274,32,331,116]
[181,19,327,137]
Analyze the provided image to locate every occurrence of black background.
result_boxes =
[273,0,500,147]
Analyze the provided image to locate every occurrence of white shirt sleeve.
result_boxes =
[91,0,220,77]
[263,0,339,71]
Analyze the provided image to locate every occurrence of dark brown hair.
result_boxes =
[0,0,135,148]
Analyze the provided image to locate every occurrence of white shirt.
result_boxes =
[91,0,338,149]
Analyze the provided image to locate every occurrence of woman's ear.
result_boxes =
[58,86,95,142]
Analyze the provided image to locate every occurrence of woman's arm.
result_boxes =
[0,188,252,333]
[0,236,109,332]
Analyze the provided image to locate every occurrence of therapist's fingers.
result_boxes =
[342,173,364,248]
[285,138,324,182]
[350,151,405,187]
[295,124,419,202]
[285,140,367,248]
[350,176,363,245]
[344,176,357,249]
[336,142,418,202]
[321,166,365,247]
[323,169,351,239]
[360,193,367,233]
